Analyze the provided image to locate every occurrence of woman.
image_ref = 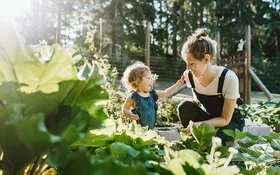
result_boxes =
[178,28,244,143]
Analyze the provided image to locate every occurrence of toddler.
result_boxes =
[121,61,184,129]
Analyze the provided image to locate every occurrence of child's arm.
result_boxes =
[156,78,185,99]
[121,95,139,120]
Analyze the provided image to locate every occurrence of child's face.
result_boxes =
[138,71,152,93]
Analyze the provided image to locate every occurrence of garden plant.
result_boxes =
[0,19,280,175]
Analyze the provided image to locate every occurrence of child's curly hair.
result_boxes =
[121,61,150,92]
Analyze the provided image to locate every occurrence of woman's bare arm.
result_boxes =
[196,98,237,127]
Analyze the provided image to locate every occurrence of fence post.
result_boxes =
[215,31,221,65]
[145,21,150,67]
[245,25,251,104]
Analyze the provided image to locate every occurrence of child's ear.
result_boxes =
[203,54,210,64]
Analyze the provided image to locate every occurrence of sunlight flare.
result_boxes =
[0,0,31,17]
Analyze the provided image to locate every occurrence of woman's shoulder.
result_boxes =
[215,66,238,79]
[225,68,238,80]
[222,68,239,87]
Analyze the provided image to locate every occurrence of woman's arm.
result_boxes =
[186,98,237,135]
[121,96,139,120]
[156,79,184,99]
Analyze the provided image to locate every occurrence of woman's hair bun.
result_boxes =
[195,28,209,39]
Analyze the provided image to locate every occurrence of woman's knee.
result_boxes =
[177,101,195,114]
[177,101,195,127]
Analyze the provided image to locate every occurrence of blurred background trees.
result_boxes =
[13,0,280,92]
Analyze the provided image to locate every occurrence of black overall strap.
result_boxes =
[188,71,195,89]
[217,68,229,94]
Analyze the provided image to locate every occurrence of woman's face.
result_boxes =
[138,71,153,93]
[184,53,207,78]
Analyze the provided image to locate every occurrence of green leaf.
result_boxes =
[167,158,187,175]
[192,122,216,152]
[183,162,205,175]
[72,134,114,148]
[56,147,95,174]
[0,113,60,172]
[148,160,174,175]
[0,19,108,174]
[210,166,240,175]
[109,142,140,164]
[16,44,77,94]
[177,149,203,168]
[267,166,280,175]
[270,139,280,151]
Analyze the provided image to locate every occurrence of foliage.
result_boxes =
[157,98,181,126]
[175,122,217,154]
[150,137,240,175]
[224,129,280,175]
[81,31,127,120]
[49,119,168,174]
[239,101,280,132]
[16,0,280,58]
[49,118,242,175]
[251,57,280,93]
[0,19,108,175]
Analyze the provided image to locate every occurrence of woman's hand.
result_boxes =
[185,125,192,136]
[192,99,201,106]
[186,121,201,136]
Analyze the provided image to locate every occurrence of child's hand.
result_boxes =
[130,114,139,120]
[177,74,186,86]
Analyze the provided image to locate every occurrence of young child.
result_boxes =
[121,61,184,130]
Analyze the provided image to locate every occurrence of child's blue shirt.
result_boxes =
[131,89,158,129]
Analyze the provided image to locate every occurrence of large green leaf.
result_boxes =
[0,112,60,173]
[0,19,108,174]
[15,44,77,94]
[192,122,217,152]
[0,18,26,82]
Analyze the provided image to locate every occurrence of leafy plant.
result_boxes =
[157,98,181,126]
[82,31,127,120]
[239,101,280,132]
[55,119,169,174]
[0,19,108,175]
[150,137,240,175]
[224,129,280,175]
[176,122,217,154]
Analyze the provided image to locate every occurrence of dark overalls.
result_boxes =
[177,68,245,142]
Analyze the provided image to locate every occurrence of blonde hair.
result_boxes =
[181,28,217,61]
[121,61,150,91]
